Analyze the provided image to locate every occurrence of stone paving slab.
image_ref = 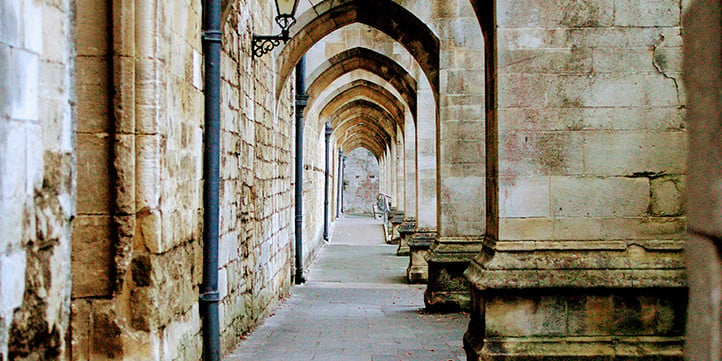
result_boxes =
[224,216,467,361]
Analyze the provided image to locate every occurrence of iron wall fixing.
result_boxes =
[252,0,300,57]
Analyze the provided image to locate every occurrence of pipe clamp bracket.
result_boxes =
[202,30,223,43]
[199,291,221,303]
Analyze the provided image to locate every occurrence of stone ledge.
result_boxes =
[465,335,684,361]
[472,268,685,289]
[487,248,683,271]
[425,236,490,264]
[465,245,686,290]
[496,239,684,252]
[408,228,437,248]
[390,211,405,225]
[398,218,417,235]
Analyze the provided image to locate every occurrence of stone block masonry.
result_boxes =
[343,148,379,215]
[0,0,700,361]
[68,0,299,359]
[465,0,687,359]
[1,0,76,360]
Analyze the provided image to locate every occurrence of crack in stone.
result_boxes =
[650,40,682,106]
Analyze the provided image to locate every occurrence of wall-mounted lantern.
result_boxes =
[252,0,299,58]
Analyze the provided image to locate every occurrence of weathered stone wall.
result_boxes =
[343,148,380,214]
[0,0,76,360]
[496,0,686,244]
[300,103,326,260]
[71,0,122,358]
[0,0,701,360]
[73,0,207,358]
[464,0,688,359]
[219,0,296,351]
[70,0,298,359]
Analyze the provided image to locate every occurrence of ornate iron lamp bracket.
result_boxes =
[252,15,295,58]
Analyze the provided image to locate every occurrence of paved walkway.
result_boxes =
[225,215,467,361]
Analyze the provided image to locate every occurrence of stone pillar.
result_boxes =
[389,143,397,206]
[336,149,343,218]
[464,0,687,359]
[410,79,439,280]
[424,0,487,310]
[395,130,405,213]
[376,155,382,195]
[398,109,419,257]
[415,81,437,233]
[404,109,418,221]
[683,0,722,360]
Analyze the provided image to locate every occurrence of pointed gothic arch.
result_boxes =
[276,0,439,103]
[318,80,407,131]
[306,47,418,118]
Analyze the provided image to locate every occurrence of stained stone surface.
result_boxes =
[0,0,697,360]
[343,148,380,215]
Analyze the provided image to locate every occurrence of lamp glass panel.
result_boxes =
[276,0,298,16]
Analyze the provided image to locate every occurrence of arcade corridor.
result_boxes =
[225,216,466,361]
[3,0,722,360]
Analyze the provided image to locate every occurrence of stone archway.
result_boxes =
[306,47,419,117]
[315,80,411,126]
[328,100,401,140]
[276,0,440,101]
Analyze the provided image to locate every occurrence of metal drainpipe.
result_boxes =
[341,155,346,213]
[294,56,308,284]
[200,0,221,358]
[336,150,343,218]
[323,122,332,240]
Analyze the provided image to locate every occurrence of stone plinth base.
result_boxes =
[385,207,397,244]
[465,335,684,361]
[424,237,489,311]
[463,240,686,361]
[388,210,404,244]
[397,218,416,256]
[407,228,435,283]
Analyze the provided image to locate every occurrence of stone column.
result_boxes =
[424,0,487,310]
[407,79,438,284]
[683,0,722,360]
[388,144,396,207]
[415,81,437,232]
[375,154,381,194]
[381,149,395,242]
[336,149,343,218]
[464,0,687,359]
[389,140,405,243]
[398,112,418,258]
[395,129,405,214]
